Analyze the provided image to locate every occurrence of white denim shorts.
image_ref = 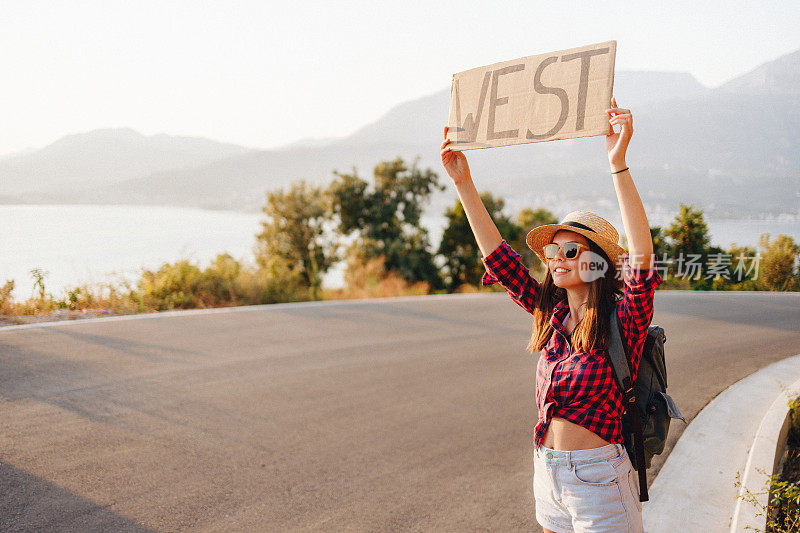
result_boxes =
[533,441,643,533]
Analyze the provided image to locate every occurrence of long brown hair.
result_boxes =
[526,239,623,354]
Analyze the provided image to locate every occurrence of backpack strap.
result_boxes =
[606,310,632,390]
[608,308,649,502]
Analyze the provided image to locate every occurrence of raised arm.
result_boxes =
[440,126,540,314]
[605,97,654,271]
[440,126,502,257]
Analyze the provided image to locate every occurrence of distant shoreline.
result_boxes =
[1,204,798,305]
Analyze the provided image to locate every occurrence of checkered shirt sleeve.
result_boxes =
[480,240,540,315]
[618,253,664,383]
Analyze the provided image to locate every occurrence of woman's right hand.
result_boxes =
[440,126,471,186]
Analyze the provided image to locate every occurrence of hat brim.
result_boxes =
[526,223,627,282]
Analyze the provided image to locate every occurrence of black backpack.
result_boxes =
[606,310,687,502]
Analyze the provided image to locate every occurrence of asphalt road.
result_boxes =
[1,291,799,531]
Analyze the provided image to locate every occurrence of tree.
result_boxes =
[437,192,522,291]
[254,180,339,300]
[665,204,711,258]
[757,233,800,291]
[650,226,669,258]
[722,242,760,290]
[328,157,445,290]
[0,280,15,314]
[511,207,558,276]
[664,204,713,288]
[690,244,727,291]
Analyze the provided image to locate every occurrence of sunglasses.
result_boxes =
[542,242,590,260]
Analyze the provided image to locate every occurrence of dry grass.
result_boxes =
[323,255,431,300]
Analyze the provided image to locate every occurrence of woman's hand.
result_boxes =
[440,126,471,186]
[605,97,633,172]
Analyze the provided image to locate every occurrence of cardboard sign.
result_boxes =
[447,41,616,150]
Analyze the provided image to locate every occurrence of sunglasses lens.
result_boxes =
[564,243,579,259]
[544,243,583,260]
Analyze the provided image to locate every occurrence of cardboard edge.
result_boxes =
[447,40,619,151]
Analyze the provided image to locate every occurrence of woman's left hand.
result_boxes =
[605,97,633,172]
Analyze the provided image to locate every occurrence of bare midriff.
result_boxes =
[542,416,613,451]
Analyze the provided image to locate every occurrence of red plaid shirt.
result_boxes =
[481,240,663,449]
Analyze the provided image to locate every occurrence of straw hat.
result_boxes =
[526,210,627,281]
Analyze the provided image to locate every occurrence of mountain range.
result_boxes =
[2,48,799,224]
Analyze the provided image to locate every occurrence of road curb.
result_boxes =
[729,375,800,532]
[642,353,800,532]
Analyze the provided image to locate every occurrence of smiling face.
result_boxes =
[547,230,593,289]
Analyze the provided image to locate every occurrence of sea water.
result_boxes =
[1,205,798,300]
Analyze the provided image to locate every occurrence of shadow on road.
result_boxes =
[0,461,155,532]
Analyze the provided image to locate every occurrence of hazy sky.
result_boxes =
[3,1,799,156]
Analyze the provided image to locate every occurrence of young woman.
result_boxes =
[440,99,662,533]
